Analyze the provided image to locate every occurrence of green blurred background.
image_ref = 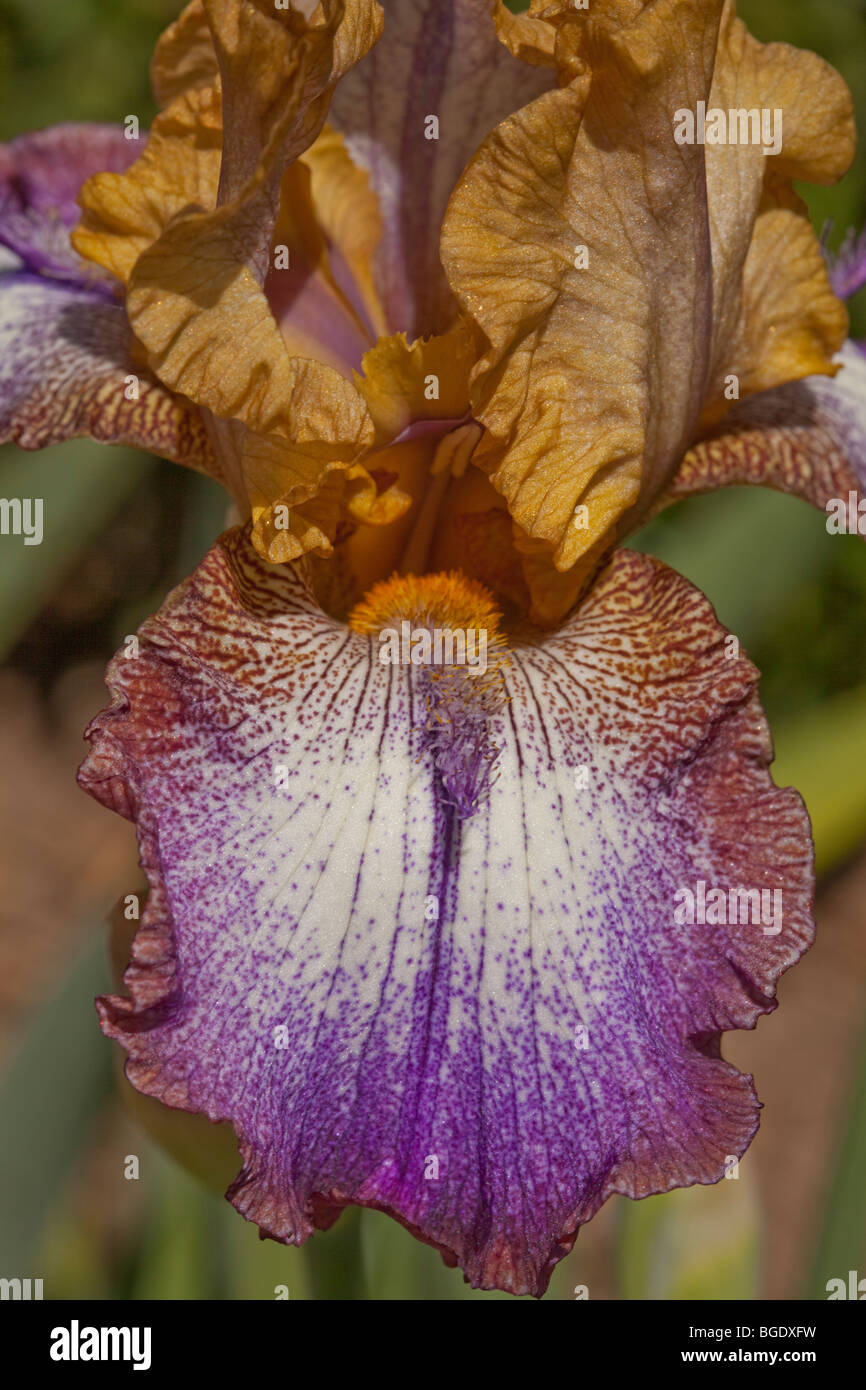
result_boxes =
[0,0,865,1301]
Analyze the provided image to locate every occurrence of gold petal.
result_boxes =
[494,1,648,75]
[127,205,372,448]
[343,463,411,526]
[442,0,723,572]
[301,125,388,339]
[700,179,848,426]
[150,0,219,107]
[120,0,385,540]
[252,469,346,563]
[247,447,410,564]
[354,322,474,441]
[444,0,855,623]
[512,528,605,629]
[204,0,383,272]
[491,0,557,68]
[72,85,223,284]
[702,0,854,410]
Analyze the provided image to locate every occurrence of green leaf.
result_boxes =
[807,1016,866,1300]
[631,487,831,654]
[0,933,114,1272]
[222,1198,312,1302]
[616,1171,761,1300]
[771,685,866,876]
[0,441,154,658]
[129,1148,226,1301]
[360,1207,516,1300]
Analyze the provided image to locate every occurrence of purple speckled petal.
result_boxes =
[79,530,813,1296]
[667,340,866,513]
[0,272,213,466]
[329,0,552,337]
[0,123,139,280]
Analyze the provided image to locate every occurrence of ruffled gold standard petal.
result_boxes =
[698,0,854,422]
[443,0,855,623]
[72,86,224,286]
[80,1,388,557]
[442,0,722,585]
[150,0,220,107]
[202,0,383,277]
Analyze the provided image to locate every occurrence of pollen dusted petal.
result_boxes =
[80,529,812,1296]
[442,0,721,584]
[0,274,214,468]
[665,341,866,519]
[328,0,553,336]
[0,123,138,279]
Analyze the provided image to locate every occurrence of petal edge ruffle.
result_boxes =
[80,531,813,1295]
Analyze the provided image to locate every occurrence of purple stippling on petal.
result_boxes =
[0,124,139,281]
[78,531,817,1296]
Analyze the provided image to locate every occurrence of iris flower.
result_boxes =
[2,0,865,1297]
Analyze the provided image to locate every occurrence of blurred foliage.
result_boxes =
[0,0,865,1302]
[0,937,113,1273]
[0,0,175,135]
[617,1173,761,1301]
[808,1012,866,1299]
[0,443,154,661]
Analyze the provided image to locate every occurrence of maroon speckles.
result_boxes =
[79,529,814,1296]
[670,343,866,513]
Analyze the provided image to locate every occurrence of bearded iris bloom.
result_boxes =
[1,0,865,1297]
